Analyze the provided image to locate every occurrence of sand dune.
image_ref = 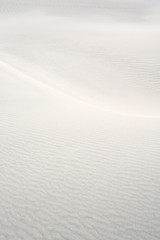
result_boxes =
[1,14,160,116]
[1,1,160,240]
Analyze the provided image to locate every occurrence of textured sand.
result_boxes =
[1,1,160,239]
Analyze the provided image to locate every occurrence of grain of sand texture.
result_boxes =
[1,1,160,239]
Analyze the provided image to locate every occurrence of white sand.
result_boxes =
[1,1,160,239]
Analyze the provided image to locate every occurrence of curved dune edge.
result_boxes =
[0,56,160,119]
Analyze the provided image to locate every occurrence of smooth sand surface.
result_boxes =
[1,1,160,239]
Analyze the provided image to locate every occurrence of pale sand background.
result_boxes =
[0,1,160,239]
